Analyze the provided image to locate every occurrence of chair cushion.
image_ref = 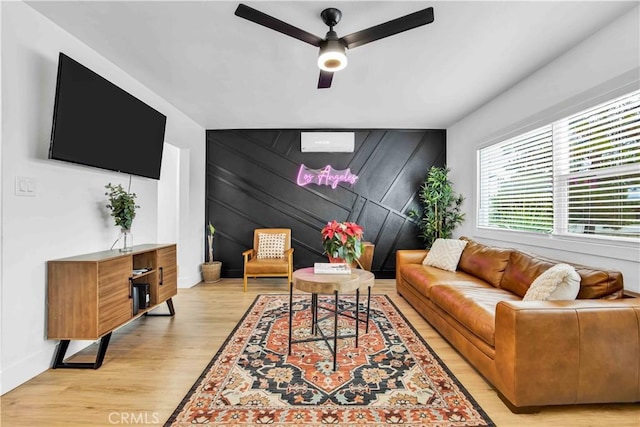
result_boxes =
[422,238,467,272]
[245,257,289,275]
[256,233,286,259]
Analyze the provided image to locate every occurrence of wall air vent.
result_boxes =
[301,132,355,153]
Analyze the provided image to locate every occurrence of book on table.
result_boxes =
[314,263,351,274]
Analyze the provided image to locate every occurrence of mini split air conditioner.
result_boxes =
[301,132,355,153]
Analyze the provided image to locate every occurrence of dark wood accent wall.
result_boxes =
[205,129,445,278]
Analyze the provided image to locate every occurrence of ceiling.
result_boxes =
[26,1,637,130]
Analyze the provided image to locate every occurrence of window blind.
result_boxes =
[478,126,553,233]
[478,89,640,241]
[554,92,640,238]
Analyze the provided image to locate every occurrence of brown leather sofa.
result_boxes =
[396,237,640,412]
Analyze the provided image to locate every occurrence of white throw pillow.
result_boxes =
[523,263,581,301]
[256,233,286,259]
[422,238,468,272]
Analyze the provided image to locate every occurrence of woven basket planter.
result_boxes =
[201,261,222,283]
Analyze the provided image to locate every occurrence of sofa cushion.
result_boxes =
[501,251,555,297]
[422,238,467,272]
[458,238,511,288]
[572,264,624,299]
[399,264,484,298]
[523,264,580,301]
[429,283,521,347]
[502,251,624,299]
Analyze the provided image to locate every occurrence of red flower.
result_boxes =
[320,221,365,264]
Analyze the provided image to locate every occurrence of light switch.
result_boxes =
[15,176,37,197]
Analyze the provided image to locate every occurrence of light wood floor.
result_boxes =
[1,279,638,426]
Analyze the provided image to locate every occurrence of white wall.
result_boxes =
[160,115,204,290]
[448,7,640,293]
[158,144,180,246]
[0,1,205,394]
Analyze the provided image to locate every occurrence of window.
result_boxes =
[478,127,553,233]
[479,90,640,241]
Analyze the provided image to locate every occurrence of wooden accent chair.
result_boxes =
[242,228,294,292]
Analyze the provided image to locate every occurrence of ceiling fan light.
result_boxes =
[318,41,347,72]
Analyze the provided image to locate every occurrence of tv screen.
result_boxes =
[49,53,167,180]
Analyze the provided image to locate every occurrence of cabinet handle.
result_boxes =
[129,277,133,298]
[159,267,164,286]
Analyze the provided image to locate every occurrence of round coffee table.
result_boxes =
[288,267,375,370]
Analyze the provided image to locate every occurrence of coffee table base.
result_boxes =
[288,284,372,371]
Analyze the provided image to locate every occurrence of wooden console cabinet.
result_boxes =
[47,244,177,368]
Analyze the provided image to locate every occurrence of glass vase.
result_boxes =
[119,228,133,252]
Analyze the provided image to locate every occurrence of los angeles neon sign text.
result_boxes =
[296,164,359,189]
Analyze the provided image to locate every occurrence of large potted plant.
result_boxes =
[201,222,222,283]
[321,220,365,267]
[105,183,139,252]
[410,166,465,248]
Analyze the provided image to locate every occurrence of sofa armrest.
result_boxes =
[396,250,428,285]
[494,299,640,407]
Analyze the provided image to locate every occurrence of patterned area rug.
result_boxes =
[165,294,494,426]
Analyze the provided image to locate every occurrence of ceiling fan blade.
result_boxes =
[340,7,434,49]
[318,70,334,89]
[235,4,324,47]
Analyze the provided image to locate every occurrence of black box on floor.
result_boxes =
[133,283,150,312]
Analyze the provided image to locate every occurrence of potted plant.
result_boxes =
[409,166,465,248]
[105,183,139,252]
[321,220,365,267]
[201,222,222,283]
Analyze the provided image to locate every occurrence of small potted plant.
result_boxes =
[201,222,222,283]
[321,220,364,267]
[105,183,139,252]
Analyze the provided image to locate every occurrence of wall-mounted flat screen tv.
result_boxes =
[49,53,167,180]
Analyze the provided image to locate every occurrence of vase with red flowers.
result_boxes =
[321,220,364,266]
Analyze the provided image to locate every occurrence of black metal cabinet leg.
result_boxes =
[166,298,176,315]
[52,332,112,369]
[94,333,112,368]
[145,298,176,317]
[52,339,71,368]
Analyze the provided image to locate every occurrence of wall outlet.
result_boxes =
[15,176,37,197]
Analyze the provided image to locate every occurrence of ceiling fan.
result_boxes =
[234,3,435,89]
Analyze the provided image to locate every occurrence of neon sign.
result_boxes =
[296,164,359,189]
